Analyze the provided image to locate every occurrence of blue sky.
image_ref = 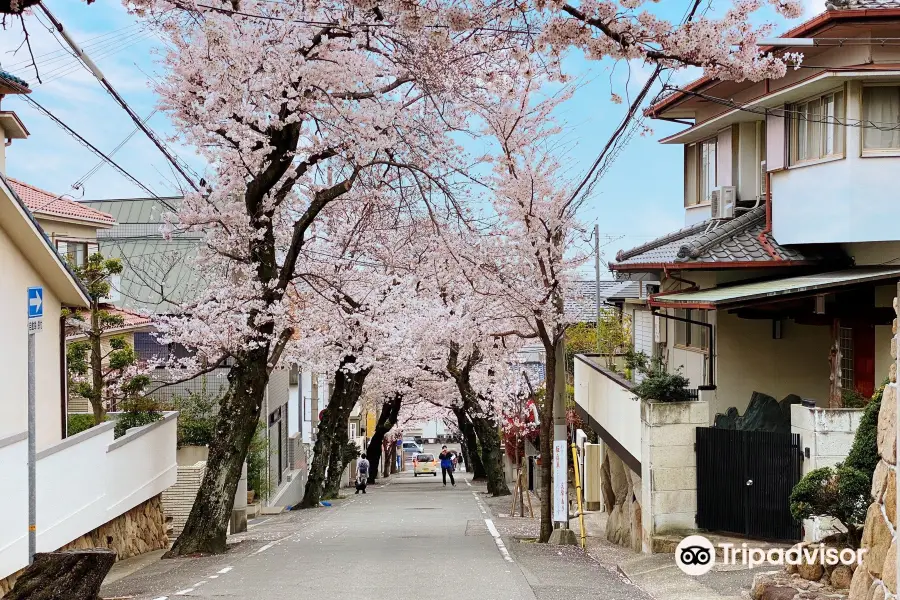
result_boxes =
[0,0,819,271]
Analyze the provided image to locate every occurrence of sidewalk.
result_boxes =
[482,488,755,600]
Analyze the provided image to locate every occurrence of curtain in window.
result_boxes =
[863,86,900,150]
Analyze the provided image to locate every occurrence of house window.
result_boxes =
[789,89,845,165]
[674,309,709,351]
[862,85,900,152]
[699,139,717,204]
[349,422,358,439]
[839,326,855,391]
[56,241,98,268]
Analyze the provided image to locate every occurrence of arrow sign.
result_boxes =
[27,287,43,319]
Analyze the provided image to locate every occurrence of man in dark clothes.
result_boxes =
[439,446,455,486]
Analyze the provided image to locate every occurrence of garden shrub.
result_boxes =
[246,422,270,500]
[172,391,219,448]
[627,351,692,403]
[789,378,887,547]
[67,413,105,436]
[114,397,162,439]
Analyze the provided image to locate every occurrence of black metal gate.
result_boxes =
[696,427,802,541]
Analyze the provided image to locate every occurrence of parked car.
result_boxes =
[413,453,437,476]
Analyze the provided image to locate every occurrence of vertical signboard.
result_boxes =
[552,440,568,523]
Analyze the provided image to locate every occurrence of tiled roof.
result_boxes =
[827,0,900,8]
[564,279,643,323]
[66,305,152,340]
[0,69,30,93]
[611,206,841,270]
[9,179,116,225]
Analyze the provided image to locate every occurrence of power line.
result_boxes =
[37,4,201,193]
[72,110,158,192]
[665,85,900,132]
[19,95,168,204]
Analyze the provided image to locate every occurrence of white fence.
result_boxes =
[0,411,177,580]
[573,355,641,468]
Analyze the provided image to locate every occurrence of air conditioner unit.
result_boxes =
[710,186,736,219]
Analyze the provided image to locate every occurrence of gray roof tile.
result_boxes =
[611,206,843,270]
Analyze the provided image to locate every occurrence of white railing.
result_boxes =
[573,355,641,471]
[0,411,177,580]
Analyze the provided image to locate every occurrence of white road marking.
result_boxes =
[208,575,219,579]
[465,479,472,487]
[194,581,206,587]
[174,588,195,595]
[485,518,514,563]
[253,533,293,555]
[217,566,233,574]
[151,597,168,600]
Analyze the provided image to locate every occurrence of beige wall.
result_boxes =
[875,284,895,385]
[0,223,63,449]
[36,219,100,245]
[715,311,832,418]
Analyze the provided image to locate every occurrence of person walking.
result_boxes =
[356,453,370,494]
[439,446,455,487]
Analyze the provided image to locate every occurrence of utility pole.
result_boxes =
[37,4,199,193]
[594,224,602,353]
[311,373,319,442]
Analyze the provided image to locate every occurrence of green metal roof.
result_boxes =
[651,267,900,308]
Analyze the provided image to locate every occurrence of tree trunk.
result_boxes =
[300,360,369,507]
[366,394,402,483]
[389,443,397,474]
[167,350,269,556]
[89,301,106,423]
[6,549,116,600]
[323,418,350,499]
[472,416,510,497]
[453,407,486,480]
[538,341,556,543]
[460,441,472,473]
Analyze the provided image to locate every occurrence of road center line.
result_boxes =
[217,566,233,574]
[174,588,195,595]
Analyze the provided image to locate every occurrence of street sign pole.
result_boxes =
[27,328,36,564]
[26,286,43,565]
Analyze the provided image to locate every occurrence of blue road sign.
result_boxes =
[27,287,43,319]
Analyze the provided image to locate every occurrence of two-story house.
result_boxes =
[572,3,900,553]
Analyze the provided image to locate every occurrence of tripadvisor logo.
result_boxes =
[675,536,867,576]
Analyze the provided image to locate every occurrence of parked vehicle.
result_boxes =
[401,440,423,457]
[413,453,437,476]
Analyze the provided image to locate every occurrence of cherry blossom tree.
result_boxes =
[141,0,529,554]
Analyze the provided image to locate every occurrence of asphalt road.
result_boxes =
[102,471,651,600]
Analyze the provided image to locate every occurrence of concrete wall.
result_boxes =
[0,411,177,580]
[714,311,832,418]
[573,356,641,465]
[0,223,65,449]
[791,404,865,542]
[640,400,708,553]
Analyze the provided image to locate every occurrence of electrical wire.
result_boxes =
[2,23,143,72]
[72,110,159,193]
[664,85,900,132]
[18,95,171,206]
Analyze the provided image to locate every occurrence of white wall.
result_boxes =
[573,357,641,465]
[0,412,177,580]
[288,383,300,437]
[715,311,831,418]
[773,81,900,245]
[0,223,64,449]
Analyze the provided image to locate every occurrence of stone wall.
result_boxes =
[0,495,168,597]
[848,293,898,600]
[641,399,708,552]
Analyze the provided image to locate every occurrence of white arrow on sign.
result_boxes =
[29,293,42,314]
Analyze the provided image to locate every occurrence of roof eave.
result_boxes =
[645,8,900,119]
[33,212,116,228]
[610,259,816,272]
